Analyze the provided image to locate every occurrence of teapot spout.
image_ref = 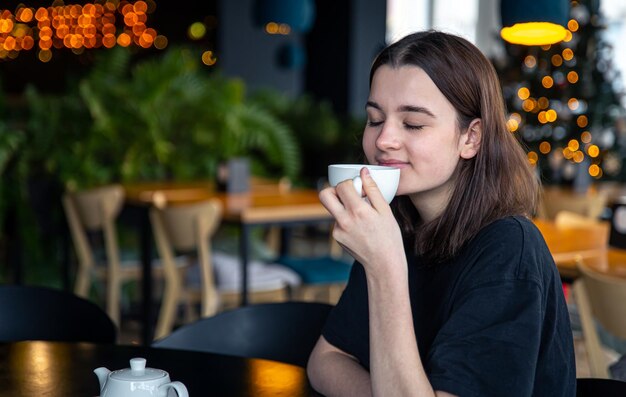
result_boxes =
[94,367,111,391]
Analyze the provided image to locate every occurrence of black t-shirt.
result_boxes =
[322,216,576,396]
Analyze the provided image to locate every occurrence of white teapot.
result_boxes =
[95,357,189,397]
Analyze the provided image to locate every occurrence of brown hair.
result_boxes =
[370,30,539,264]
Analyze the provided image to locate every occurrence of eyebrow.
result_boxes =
[366,101,436,118]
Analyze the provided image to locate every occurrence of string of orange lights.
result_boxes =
[0,0,167,62]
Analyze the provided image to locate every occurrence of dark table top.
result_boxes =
[0,341,321,397]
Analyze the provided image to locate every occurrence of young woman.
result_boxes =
[308,31,576,396]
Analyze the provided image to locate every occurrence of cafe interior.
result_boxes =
[1,0,626,395]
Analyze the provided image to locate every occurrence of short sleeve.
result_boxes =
[322,261,371,369]
[427,279,543,397]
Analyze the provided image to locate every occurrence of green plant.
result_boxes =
[77,46,301,186]
[250,89,363,185]
[18,46,302,191]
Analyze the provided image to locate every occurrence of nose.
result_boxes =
[375,122,401,151]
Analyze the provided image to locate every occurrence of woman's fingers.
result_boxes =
[359,167,390,212]
[318,186,346,218]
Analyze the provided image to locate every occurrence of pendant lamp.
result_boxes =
[500,0,570,46]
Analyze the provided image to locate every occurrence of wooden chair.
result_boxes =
[153,301,332,367]
[573,260,626,378]
[555,210,607,230]
[150,199,222,339]
[276,236,351,305]
[255,176,351,305]
[250,175,293,255]
[149,198,300,339]
[537,186,607,220]
[63,184,142,327]
[0,285,116,343]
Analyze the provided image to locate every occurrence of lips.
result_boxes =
[377,159,409,168]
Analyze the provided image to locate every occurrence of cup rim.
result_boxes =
[328,164,398,171]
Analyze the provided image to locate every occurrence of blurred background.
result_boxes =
[0,0,625,288]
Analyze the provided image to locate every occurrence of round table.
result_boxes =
[0,341,321,397]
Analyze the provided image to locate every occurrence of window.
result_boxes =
[386,0,479,44]
[601,0,626,105]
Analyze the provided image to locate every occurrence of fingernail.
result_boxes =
[362,167,370,177]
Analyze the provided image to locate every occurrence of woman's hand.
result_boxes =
[319,167,405,278]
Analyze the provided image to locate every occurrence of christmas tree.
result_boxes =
[496,0,626,188]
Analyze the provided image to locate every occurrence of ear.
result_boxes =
[460,118,482,159]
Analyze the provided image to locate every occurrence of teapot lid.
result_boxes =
[110,358,168,382]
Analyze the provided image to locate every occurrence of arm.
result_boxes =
[307,336,373,397]
[365,233,456,397]
[317,168,456,397]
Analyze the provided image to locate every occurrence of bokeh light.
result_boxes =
[587,145,600,158]
[202,50,217,66]
[541,76,554,88]
[0,1,165,61]
[581,131,592,143]
[539,141,551,154]
[517,87,530,100]
[524,55,537,68]
[188,22,206,40]
[589,164,601,178]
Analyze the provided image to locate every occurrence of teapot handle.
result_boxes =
[160,381,189,397]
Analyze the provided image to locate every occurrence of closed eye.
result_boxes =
[405,124,424,131]
[367,120,384,127]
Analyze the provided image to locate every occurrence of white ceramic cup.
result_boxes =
[328,164,400,203]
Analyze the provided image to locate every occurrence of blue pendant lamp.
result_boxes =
[500,0,570,46]
[253,0,316,33]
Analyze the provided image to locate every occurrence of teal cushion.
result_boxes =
[276,256,352,284]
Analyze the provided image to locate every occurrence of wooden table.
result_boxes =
[123,181,333,343]
[533,219,626,280]
[0,341,320,397]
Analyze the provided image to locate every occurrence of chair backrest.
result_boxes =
[0,285,116,343]
[62,184,125,282]
[577,262,626,339]
[576,378,626,397]
[554,210,610,246]
[555,210,606,229]
[64,185,125,231]
[149,199,223,317]
[573,261,626,377]
[152,301,333,367]
[537,187,607,220]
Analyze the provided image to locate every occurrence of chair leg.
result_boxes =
[74,266,91,298]
[328,284,345,304]
[297,285,319,302]
[107,274,121,327]
[155,281,181,340]
[573,280,610,378]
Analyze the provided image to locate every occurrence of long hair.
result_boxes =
[370,31,539,264]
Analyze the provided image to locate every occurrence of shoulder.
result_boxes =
[457,216,553,286]
[470,216,547,258]
[474,215,542,244]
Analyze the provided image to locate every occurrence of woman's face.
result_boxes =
[363,65,475,220]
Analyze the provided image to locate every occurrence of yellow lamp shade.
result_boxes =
[501,22,568,46]
[500,0,569,46]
